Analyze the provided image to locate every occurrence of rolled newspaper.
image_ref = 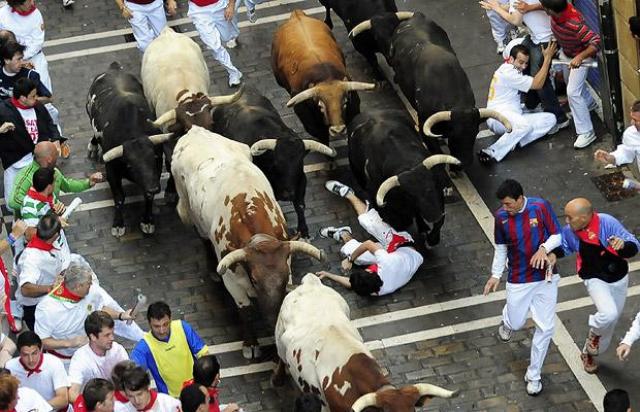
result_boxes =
[127,293,147,325]
[623,178,640,191]
[61,197,83,220]
[551,59,598,68]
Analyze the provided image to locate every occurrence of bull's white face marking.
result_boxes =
[185,102,210,117]
[333,380,351,397]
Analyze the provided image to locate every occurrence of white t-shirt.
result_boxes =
[487,63,534,114]
[114,391,182,412]
[16,106,38,143]
[16,246,68,307]
[0,5,45,60]
[611,125,640,168]
[509,0,552,44]
[16,386,53,412]
[34,285,107,358]
[68,342,129,386]
[7,353,69,401]
[376,247,424,295]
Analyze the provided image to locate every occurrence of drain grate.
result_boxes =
[591,171,637,202]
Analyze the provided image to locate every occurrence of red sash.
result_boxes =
[26,235,55,252]
[181,380,221,412]
[19,353,43,377]
[190,0,220,6]
[72,395,87,412]
[27,187,54,210]
[0,258,18,333]
[366,234,412,274]
[574,213,619,272]
[114,391,129,403]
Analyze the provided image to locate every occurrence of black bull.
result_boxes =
[86,62,172,237]
[348,110,460,246]
[211,86,336,238]
[351,12,510,167]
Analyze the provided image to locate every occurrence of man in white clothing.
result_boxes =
[69,311,130,403]
[478,42,558,163]
[114,0,168,52]
[116,366,181,412]
[483,0,513,54]
[6,331,69,410]
[594,101,640,170]
[316,180,423,297]
[167,0,243,87]
[34,262,140,365]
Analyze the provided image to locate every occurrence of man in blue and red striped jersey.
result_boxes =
[540,0,601,149]
[483,179,561,396]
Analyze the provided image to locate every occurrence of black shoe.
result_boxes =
[477,150,496,166]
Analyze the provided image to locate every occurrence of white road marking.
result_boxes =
[47,7,326,62]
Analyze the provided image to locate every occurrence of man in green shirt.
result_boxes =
[9,141,102,215]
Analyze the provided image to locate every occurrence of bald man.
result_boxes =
[9,141,102,215]
[546,198,640,373]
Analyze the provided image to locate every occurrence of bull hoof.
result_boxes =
[111,226,126,237]
[164,192,178,204]
[241,344,262,360]
[140,222,155,235]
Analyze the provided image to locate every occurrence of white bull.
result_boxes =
[171,126,324,359]
[273,273,457,412]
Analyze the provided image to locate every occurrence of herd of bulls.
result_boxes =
[82,2,513,409]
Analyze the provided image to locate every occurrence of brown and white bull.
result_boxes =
[171,126,325,359]
[273,274,458,411]
[271,9,375,143]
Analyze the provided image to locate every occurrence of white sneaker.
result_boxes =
[325,180,353,198]
[498,322,512,342]
[226,38,238,49]
[573,131,597,149]
[228,71,243,88]
[247,7,257,23]
[524,375,543,396]
[556,116,572,130]
[319,226,352,242]
[62,0,74,6]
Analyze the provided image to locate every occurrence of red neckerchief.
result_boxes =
[10,3,36,16]
[26,235,55,252]
[114,391,128,403]
[72,395,87,412]
[574,213,619,272]
[366,234,412,274]
[553,3,581,24]
[19,353,43,377]
[27,187,54,210]
[10,97,31,110]
[50,282,82,303]
[0,258,18,333]
[138,390,158,412]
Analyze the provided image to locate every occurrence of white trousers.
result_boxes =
[560,51,596,135]
[125,0,167,52]
[30,52,51,93]
[339,208,412,265]
[503,275,559,381]
[189,1,241,78]
[237,0,265,11]
[584,275,629,353]
[486,0,511,45]
[3,153,33,212]
[485,111,556,161]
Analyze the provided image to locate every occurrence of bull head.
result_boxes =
[286,80,375,137]
[351,384,458,412]
[348,12,415,38]
[422,108,512,138]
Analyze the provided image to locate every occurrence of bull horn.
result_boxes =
[478,108,512,133]
[302,139,336,157]
[351,393,377,412]
[349,19,372,38]
[250,139,278,156]
[376,175,400,207]
[151,109,177,128]
[395,11,415,20]
[286,87,319,107]
[148,133,174,145]
[209,84,245,106]
[422,154,461,170]
[288,241,325,262]
[102,145,123,162]
[342,81,376,92]
[216,249,247,275]
[422,111,452,138]
[414,383,459,399]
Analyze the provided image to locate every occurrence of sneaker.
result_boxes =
[477,150,497,166]
[62,0,74,6]
[581,353,598,374]
[573,131,597,149]
[319,226,352,242]
[498,322,512,342]
[60,141,71,159]
[246,7,257,23]
[325,180,353,198]
[556,116,572,130]
[226,38,238,49]
[524,375,543,396]
[228,71,243,88]
[496,43,505,55]
[584,329,601,356]
[547,124,560,136]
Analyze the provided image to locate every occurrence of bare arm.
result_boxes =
[530,42,557,90]
[69,384,81,404]
[0,336,16,367]
[47,387,69,410]
[41,335,88,351]
[479,0,524,26]
[20,282,54,298]
[316,271,352,289]
[348,240,383,262]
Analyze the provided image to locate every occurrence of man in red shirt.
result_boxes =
[540,0,601,149]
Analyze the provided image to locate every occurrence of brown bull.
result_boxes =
[271,9,375,142]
